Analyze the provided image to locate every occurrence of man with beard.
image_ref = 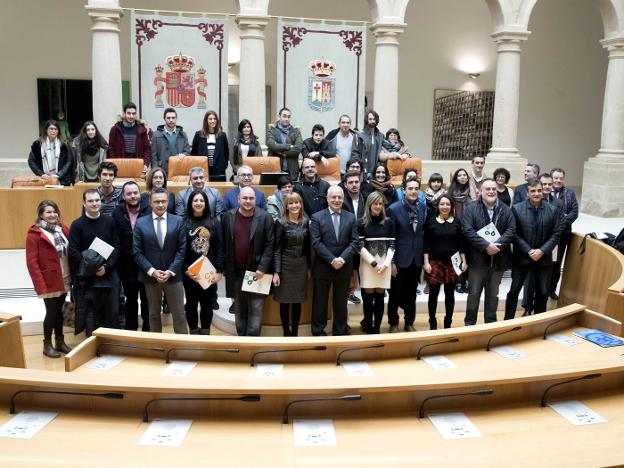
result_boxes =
[266,107,303,180]
[359,109,384,178]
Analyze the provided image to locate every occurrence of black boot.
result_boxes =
[361,292,374,333]
[371,292,385,334]
[43,339,61,358]
[429,317,438,330]
[55,335,73,354]
[444,317,452,329]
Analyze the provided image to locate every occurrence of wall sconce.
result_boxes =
[468,73,480,79]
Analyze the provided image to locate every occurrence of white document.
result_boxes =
[341,361,373,377]
[547,334,581,347]
[88,237,114,260]
[450,252,463,276]
[241,270,272,295]
[0,411,57,439]
[422,355,457,370]
[139,419,193,447]
[491,345,525,359]
[186,255,217,290]
[548,401,607,426]
[163,361,197,377]
[293,419,337,446]
[255,363,284,378]
[551,244,559,261]
[428,412,482,439]
[476,222,501,243]
[87,354,125,370]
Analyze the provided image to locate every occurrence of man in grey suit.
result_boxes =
[175,167,223,218]
[133,188,188,334]
[310,185,358,336]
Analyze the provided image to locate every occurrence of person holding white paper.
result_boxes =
[183,191,223,335]
[423,195,466,330]
[461,180,515,326]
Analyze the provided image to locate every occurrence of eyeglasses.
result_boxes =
[239,173,253,178]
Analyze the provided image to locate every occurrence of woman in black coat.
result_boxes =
[28,120,73,186]
[192,110,229,182]
[229,118,262,174]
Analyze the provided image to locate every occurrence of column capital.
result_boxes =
[600,36,624,56]
[236,14,269,36]
[491,30,530,52]
[370,22,405,46]
[85,5,123,32]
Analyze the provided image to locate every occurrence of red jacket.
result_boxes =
[25,224,70,297]
[107,120,152,166]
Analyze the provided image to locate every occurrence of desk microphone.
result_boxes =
[336,343,385,366]
[540,373,602,407]
[416,338,459,360]
[96,342,165,357]
[165,347,239,364]
[250,346,326,367]
[486,326,522,351]
[10,390,123,414]
[543,315,573,340]
[143,395,260,422]
[418,389,493,419]
[281,394,361,424]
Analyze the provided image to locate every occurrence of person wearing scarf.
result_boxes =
[379,128,410,162]
[25,200,73,358]
[369,163,398,206]
[267,175,294,221]
[266,107,303,180]
[72,121,108,182]
[424,172,446,219]
[28,120,73,185]
[230,119,263,174]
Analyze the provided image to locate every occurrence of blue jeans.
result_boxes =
[234,273,265,336]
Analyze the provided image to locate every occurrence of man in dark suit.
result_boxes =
[310,185,358,336]
[386,178,427,332]
[505,179,564,319]
[342,170,366,304]
[222,186,274,336]
[174,167,223,218]
[133,188,188,334]
[512,163,540,204]
[221,166,267,212]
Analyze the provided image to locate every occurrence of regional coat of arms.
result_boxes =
[153,52,207,109]
[308,59,336,112]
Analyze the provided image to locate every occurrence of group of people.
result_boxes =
[25,105,579,358]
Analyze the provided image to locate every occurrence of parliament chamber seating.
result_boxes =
[10,175,60,188]
[104,157,144,184]
[167,155,209,183]
[387,157,423,184]
[243,156,281,184]
[316,157,341,182]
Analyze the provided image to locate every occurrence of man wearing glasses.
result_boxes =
[221,165,268,212]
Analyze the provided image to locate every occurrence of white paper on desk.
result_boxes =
[548,401,607,426]
[139,419,193,447]
[293,419,336,446]
[342,361,373,377]
[428,412,482,440]
[0,411,57,439]
[547,333,581,347]
[240,270,272,295]
[163,361,197,377]
[422,355,457,370]
[450,252,463,276]
[255,363,283,378]
[491,345,525,359]
[88,237,114,260]
[476,222,500,243]
[44,184,64,189]
[87,354,125,370]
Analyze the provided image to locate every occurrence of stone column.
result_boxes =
[86,0,123,131]
[486,30,530,183]
[581,37,624,217]
[236,15,269,142]
[371,23,405,129]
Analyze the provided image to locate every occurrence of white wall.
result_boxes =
[0,0,607,187]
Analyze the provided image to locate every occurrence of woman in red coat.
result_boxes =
[25,200,73,358]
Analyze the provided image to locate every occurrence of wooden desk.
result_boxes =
[0,312,25,369]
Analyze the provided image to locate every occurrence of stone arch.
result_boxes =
[367,0,410,24]
[596,0,623,37]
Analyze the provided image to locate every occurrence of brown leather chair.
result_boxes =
[387,157,422,185]
[11,175,59,188]
[243,156,281,184]
[167,156,209,183]
[105,158,144,184]
[316,157,341,182]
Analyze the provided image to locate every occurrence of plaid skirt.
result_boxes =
[424,259,461,285]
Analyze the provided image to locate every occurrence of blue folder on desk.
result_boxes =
[573,329,624,348]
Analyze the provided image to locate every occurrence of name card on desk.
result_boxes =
[422,355,457,370]
[0,411,57,439]
[548,401,607,426]
[547,334,581,347]
[255,364,283,378]
[163,361,197,377]
[428,413,482,440]
[293,419,336,446]
[491,346,525,359]
[341,361,373,377]
[139,419,193,447]
[87,354,125,370]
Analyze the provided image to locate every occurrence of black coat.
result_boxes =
[310,208,358,280]
[294,176,330,217]
[191,131,229,178]
[111,202,151,283]
[221,208,274,297]
[511,200,564,266]
[28,140,73,186]
[461,200,516,270]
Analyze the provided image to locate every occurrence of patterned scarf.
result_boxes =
[275,121,293,144]
[424,187,445,206]
[402,198,420,232]
[381,139,402,152]
[39,220,66,257]
[370,178,393,203]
